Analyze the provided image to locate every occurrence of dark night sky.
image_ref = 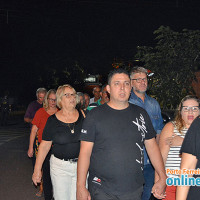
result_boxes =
[1,0,200,101]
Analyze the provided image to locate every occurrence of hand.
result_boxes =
[27,148,33,157]
[32,170,42,186]
[77,186,91,200]
[165,134,183,147]
[152,178,166,199]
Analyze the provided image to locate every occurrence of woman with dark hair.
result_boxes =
[28,89,57,199]
[158,95,200,200]
[176,105,200,199]
[32,84,85,200]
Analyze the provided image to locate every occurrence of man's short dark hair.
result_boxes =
[108,68,129,85]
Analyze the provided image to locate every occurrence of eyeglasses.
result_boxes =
[131,78,148,83]
[48,98,56,102]
[63,93,77,98]
[182,106,200,112]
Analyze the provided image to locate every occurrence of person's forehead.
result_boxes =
[64,87,74,93]
[94,87,101,90]
[132,72,147,78]
[49,93,56,98]
[111,73,130,82]
[182,99,199,106]
[84,95,89,99]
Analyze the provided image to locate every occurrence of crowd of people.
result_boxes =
[24,67,200,200]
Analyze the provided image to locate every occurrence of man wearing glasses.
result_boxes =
[129,67,164,200]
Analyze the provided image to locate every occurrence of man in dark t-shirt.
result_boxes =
[77,69,167,200]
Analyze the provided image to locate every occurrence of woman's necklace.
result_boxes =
[63,109,77,134]
[67,123,75,134]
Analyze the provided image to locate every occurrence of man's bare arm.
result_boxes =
[77,141,94,200]
[32,140,52,185]
[176,153,197,200]
[145,138,167,199]
[27,125,38,157]
[24,117,32,123]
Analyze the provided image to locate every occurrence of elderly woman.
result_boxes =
[158,95,200,200]
[32,84,85,200]
[28,89,57,199]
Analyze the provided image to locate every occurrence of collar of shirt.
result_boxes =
[97,99,102,105]
[129,90,150,106]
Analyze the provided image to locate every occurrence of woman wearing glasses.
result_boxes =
[158,95,200,200]
[176,107,200,199]
[28,89,57,199]
[32,84,85,200]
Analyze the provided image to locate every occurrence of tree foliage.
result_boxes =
[38,61,86,90]
[135,26,200,109]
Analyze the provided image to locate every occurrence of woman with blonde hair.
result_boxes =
[32,84,85,200]
[28,89,57,199]
[158,95,200,200]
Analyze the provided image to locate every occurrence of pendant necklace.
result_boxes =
[67,123,75,134]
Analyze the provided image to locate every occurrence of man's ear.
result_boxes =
[106,85,110,94]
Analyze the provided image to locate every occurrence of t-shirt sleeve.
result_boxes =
[80,111,96,142]
[143,109,157,140]
[24,103,33,119]
[181,117,200,158]
[42,116,55,141]
[32,109,41,127]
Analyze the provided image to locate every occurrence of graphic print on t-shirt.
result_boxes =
[132,113,147,170]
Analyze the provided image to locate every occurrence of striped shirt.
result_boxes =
[165,122,187,178]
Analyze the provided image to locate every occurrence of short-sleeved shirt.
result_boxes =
[129,91,164,165]
[42,110,85,160]
[80,103,156,196]
[181,116,200,200]
[87,99,102,111]
[24,100,43,128]
[32,108,51,143]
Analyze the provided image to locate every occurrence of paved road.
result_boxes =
[0,117,45,200]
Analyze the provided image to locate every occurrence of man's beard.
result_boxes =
[133,86,147,94]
